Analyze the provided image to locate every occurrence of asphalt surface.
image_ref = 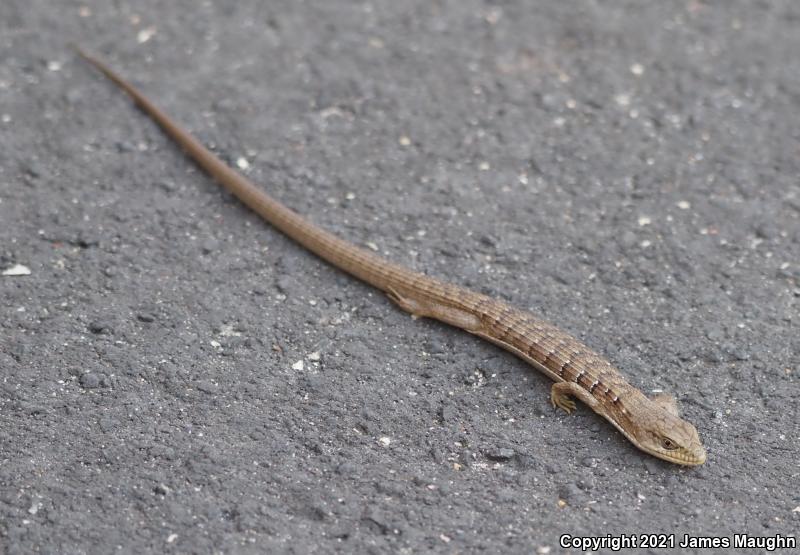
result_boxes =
[2,1,799,553]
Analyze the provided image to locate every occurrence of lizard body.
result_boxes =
[78,49,706,465]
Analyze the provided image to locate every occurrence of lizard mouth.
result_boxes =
[650,445,707,466]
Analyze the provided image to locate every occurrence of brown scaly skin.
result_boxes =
[76,48,706,466]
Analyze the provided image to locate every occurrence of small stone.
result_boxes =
[201,238,218,254]
[515,453,536,469]
[136,26,156,44]
[479,234,497,247]
[576,476,596,491]
[137,313,155,323]
[705,349,724,363]
[722,343,750,361]
[425,338,446,354]
[219,324,241,337]
[292,360,304,371]
[755,222,778,240]
[2,264,31,276]
[24,162,43,178]
[79,373,101,389]
[307,351,321,362]
[580,456,598,468]
[680,505,701,516]
[336,462,357,475]
[88,320,113,335]
[378,436,391,447]
[196,380,218,393]
[99,417,118,432]
[485,447,515,461]
[77,231,100,248]
[439,403,455,423]
[153,484,171,495]
[275,276,294,294]
[157,180,177,192]
[558,483,586,505]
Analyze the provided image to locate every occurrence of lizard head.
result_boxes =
[629,393,706,465]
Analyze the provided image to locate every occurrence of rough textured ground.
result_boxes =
[1,1,799,553]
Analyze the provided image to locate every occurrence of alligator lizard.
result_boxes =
[77,49,706,465]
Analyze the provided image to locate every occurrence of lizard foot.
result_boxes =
[550,383,576,414]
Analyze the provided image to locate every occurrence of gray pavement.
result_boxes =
[1,1,798,553]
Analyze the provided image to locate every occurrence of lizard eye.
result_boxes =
[661,437,678,450]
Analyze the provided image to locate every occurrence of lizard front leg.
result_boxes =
[550,381,600,415]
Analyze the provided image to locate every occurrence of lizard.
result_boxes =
[76,48,706,466]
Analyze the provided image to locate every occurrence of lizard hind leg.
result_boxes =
[386,286,484,332]
[386,286,427,319]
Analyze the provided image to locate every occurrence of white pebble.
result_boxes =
[2,264,31,276]
[378,436,391,446]
[292,360,304,371]
[219,324,241,337]
[638,215,651,226]
[137,26,157,44]
[614,94,631,107]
